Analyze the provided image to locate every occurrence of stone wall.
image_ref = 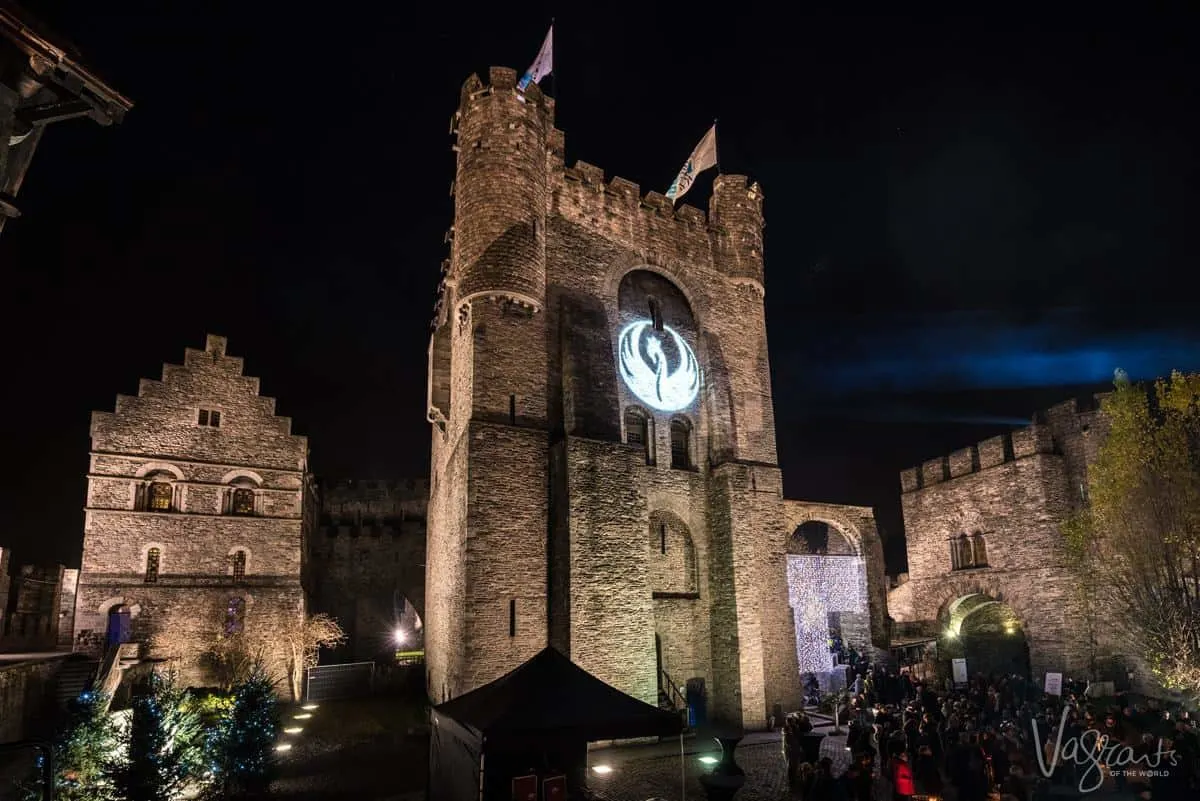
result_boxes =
[75,335,310,696]
[426,67,887,729]
[57,569,78,650]
[3,564,64,650]
[0,656,65,742]
[890,398,1115,678]
[307,478,428,663]
[0,548,9,635]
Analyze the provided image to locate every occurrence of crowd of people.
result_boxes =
[782,662,1200,801]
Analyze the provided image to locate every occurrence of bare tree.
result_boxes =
[283,614,347,701]
[1065,370,1200,700]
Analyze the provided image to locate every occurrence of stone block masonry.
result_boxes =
[426,67,886,729]
[75,335,310,696]
[890,395,1121,680]
[307,478,428,662]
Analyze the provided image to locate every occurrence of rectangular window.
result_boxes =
[198,408,221,427]
[509,599,516,637]
[509,395,516,425]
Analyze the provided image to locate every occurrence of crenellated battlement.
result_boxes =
[443,67,767,320]
[899,392,1112,493]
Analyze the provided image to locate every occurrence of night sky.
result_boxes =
[2,3,1197,574]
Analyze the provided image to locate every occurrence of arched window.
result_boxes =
[956,533,974,569]
[145,547,160,583]
[148,482,173,512]
[971,533,989,567]
[225,597,245,636]
[231,550,246,582]
[624,407,654,464]
[231,488,255,516]
[670,419,691,470]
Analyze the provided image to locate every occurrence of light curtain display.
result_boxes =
[786,555,868,674]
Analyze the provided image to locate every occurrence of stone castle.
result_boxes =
[423,67,888,729]
[11,64,1148,717]
[888,394,1140,685]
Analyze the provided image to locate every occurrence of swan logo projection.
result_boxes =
[618,320,700,412]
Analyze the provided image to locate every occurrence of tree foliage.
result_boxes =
[110,671,207,801]
[13,691,119,801]
[283,613,347,701]
[1064,370,1200,699]
[204,662,281,798]
[202,631,261,693]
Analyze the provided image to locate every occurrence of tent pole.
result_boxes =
[679,732,685,800]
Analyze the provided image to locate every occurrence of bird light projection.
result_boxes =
[618,320,700,412]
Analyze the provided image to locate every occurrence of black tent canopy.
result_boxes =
[429,647,683,801]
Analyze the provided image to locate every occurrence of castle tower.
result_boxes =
[426,68,883,729]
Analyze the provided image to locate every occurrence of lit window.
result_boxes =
[670,420,690,470]
[148,482,173,512]
[231,550,246,582]
[198,409,222,427]
[231,488,255,516]
[225,597,245,635]
[145,548,160,584]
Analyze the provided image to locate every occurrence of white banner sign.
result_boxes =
[1045,672,1063,696]
[952,658,968,684]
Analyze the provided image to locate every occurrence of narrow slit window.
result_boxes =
[509,394,516,425]
[509,599,516,637]
[660,523,667,554]
[648,298,663,331]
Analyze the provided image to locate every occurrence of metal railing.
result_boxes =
[305,661,375,702]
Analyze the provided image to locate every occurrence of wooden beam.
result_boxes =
[15,100,92,126]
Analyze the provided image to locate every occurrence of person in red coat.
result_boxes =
[892,751,916,801]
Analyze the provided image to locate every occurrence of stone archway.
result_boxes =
[785,521,870,686]
[939,592,1031,679]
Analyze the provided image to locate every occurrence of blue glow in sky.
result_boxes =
[812,319,1200,395]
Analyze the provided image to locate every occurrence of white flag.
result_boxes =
[666,124,718,202]
[518,25,553,91]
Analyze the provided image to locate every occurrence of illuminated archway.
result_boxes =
[940,593,1030,678]
[786,521,870,683]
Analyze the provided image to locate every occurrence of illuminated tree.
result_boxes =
[205,663,280,798]
[1064,370,1200,700]
[14,691,118,801]
[283,613,347,701]
[110,671,207,801]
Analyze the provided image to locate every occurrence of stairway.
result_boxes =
[55,656,99,707]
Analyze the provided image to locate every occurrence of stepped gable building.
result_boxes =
[74,334,313,691]
[425,67,889,729]
[307,478,428,663]
[888,395,1124,681]
[1,3,132,235]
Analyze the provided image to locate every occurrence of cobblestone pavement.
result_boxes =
[587,737,793,801]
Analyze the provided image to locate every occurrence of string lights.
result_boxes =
[786,555,869,675]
